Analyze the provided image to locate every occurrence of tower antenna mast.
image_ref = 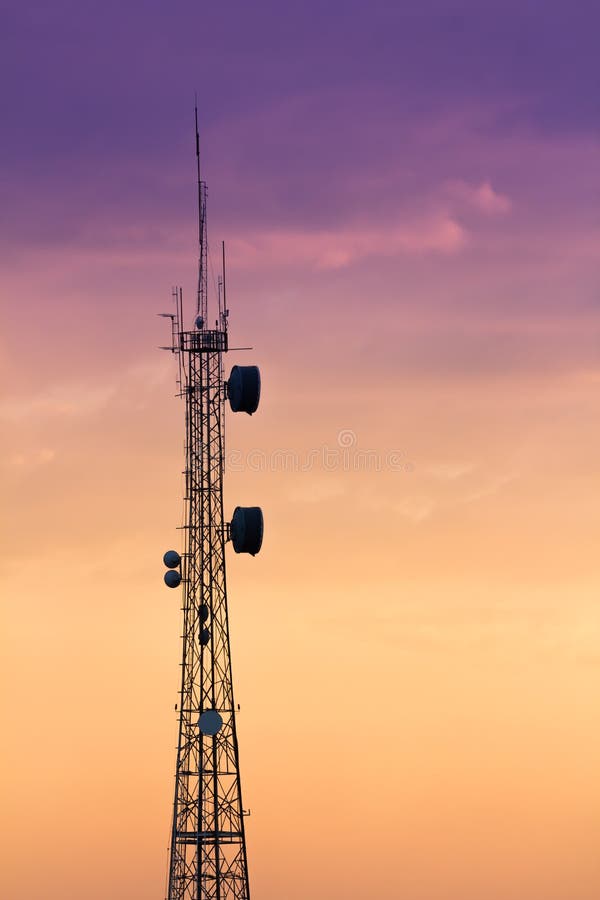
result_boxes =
[160,109,264,900]
[195,98,208,324]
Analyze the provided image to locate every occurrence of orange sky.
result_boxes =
[3,266,599,898]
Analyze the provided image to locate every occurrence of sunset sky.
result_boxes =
[2,2,600,898]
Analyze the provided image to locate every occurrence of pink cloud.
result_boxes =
[227,215,467,271]
[473,180,512,214]
[445,179,512,215]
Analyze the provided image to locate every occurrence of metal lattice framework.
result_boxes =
[163,112,252,899]
[167,316,250,900]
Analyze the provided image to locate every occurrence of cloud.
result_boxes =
[445,179,512,215]
[0,358,171,422]
[462,472,517,503]
[227,215,467,271]
[4,448,56,468]
[425,461,475,480]
[393,497,436,523]
[473,180,512,214]
[0,382,117,421]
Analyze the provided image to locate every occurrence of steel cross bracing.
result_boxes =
[168,327,250,900]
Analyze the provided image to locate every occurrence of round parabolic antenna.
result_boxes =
[228,365,261,415]
[163,550,181,569]
[200,627,210,646]
[199,709,223,736]
[164,569,182,588]
[230,506,264,556]
[199,603,209,623]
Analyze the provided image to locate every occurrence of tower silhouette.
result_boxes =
[161,107,262,900]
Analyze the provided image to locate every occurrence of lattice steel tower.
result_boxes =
[160,107,263,900]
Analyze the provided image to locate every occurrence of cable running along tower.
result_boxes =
[161,107,263,900]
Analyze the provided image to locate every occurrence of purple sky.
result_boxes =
[2,1,598,252]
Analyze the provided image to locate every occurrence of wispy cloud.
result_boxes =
[393,497,436,523]
[227,215,467,271]
[0,382,118,421]
[4,448,56,468]
[425,461,476,480]
[0,358,171,422]
[462,472,517,504]
[445,179,512,215]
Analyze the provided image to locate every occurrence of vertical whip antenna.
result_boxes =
[195,98,208,324]
[221,240,228,332]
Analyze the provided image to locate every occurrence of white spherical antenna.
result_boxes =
[199,709,222,736]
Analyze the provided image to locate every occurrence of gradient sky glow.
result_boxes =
[2,3,600,898]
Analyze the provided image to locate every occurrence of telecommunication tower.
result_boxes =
[160,107,263,900]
